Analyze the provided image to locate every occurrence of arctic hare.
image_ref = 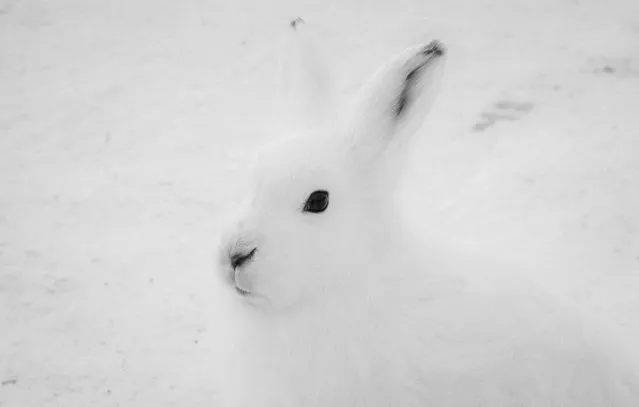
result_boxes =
[213,23,638,406]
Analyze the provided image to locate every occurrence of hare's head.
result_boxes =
[217,24,446,311]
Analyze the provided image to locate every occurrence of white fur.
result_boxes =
[213,23,639,406]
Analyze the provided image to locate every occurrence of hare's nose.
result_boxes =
[230,247,257,270]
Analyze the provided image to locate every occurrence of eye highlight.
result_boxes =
[303,190,329,214]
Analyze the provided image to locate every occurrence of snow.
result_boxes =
[1,0,638,405]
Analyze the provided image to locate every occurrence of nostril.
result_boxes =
[230,247,257,269]
[423,40,445,56]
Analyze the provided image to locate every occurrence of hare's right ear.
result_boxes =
[274,18,338,132]
[346,41,446,175]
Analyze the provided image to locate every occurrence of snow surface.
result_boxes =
[1,0,638,405]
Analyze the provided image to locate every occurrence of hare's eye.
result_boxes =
[303,190,329,214]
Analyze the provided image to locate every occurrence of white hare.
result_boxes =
[213,22,638,407]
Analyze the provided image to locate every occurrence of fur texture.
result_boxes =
[213,23,638,406]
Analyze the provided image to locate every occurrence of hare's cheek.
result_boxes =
[256,254,303,300]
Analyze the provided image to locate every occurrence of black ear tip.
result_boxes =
[290,17,305,30]
[423,40,446,56]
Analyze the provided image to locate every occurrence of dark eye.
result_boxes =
[303,190,329,214]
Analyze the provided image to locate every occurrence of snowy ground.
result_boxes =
[1,0,638,405]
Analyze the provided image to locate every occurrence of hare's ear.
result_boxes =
[347,41,446,170]
[274,18,338,131]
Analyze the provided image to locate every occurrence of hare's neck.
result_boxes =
[240,291,405,351]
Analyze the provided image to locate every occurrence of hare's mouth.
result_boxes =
[234,285,251,296]
[233,268,254,297]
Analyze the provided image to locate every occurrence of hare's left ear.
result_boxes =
[347,41,446,169]
[274,19,339,131]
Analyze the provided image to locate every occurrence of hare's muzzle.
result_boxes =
[223,242,258,296]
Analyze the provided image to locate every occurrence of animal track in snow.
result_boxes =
[583,56,639,78]
[471,100,534,132]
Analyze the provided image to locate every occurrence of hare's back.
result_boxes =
[403,270,639,406]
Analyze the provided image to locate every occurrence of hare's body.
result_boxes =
[217,239,637,406]
[214,23,638,406]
